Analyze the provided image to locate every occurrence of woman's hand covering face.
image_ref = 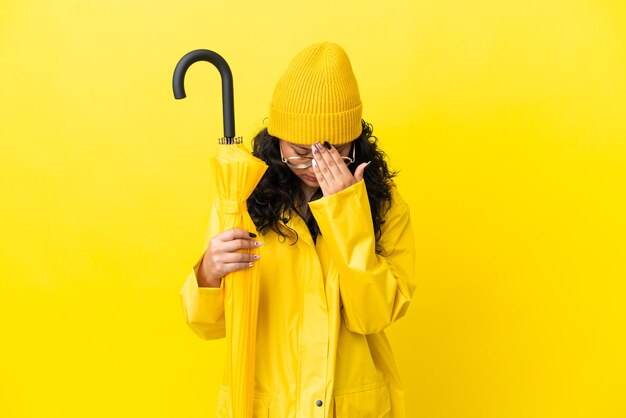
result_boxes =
[311,142,369,196]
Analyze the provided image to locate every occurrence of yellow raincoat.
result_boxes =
[180,179,416,418]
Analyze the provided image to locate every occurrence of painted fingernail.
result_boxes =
[312,159,318,167]
[323,141,332,149]
[255,241,263,246]
[252,254,261,260]
[311,145,318,155]
[248,232,257,237]
[248,262,254,267]
[365,160,371,167]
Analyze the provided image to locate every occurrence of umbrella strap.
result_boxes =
[219,200,248,214]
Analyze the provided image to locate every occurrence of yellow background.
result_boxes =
[1,0,625,417]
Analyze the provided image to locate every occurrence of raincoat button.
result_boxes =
[315,400,323,407]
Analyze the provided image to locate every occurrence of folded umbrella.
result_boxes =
[173,49,268,418]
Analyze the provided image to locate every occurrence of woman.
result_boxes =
[180,42,416,418]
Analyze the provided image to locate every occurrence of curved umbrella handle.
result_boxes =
[172,49,235,139]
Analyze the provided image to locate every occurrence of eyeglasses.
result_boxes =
[280,142,356,169]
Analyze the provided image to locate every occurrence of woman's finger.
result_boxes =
[311,157,330,195]
[219,238,263,253]
[311,143,336,184]
[220,251,260,264]
[353,161,370,182]
[323,141,353,178]
[314,142,342,180]
[220,261,256,276]
[218,228,258,242]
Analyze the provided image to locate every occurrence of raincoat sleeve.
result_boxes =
[179,197,226,340]
[308,179,416,335]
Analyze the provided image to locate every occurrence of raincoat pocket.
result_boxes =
[334,381,391,418]
[215,385,270,418]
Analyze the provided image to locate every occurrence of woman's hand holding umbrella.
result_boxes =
[197,228,263,288]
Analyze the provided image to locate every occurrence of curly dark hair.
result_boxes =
[247,120,398,254]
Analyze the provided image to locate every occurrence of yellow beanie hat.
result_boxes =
[268,42,362,145]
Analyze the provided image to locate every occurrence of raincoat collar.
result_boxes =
[281,209,316,249]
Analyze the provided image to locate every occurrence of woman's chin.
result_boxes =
[302,174,319,185]
[300,175,320,190]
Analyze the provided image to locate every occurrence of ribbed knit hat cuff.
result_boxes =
[268,103,362,145]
